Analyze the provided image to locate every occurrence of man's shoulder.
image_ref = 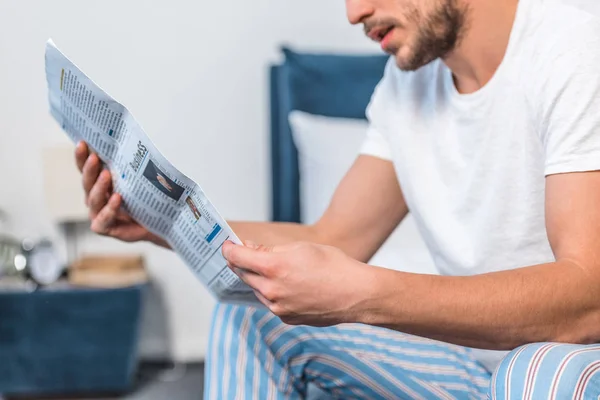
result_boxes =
[514,0,600,95]
[549,0,600,20]
[533,0,600,50]
[521,1,600,145]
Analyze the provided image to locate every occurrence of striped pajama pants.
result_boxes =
[204,303,600,399]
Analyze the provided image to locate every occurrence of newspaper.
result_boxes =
[44,39,259,305]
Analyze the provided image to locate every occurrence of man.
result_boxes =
[75,0,600,398]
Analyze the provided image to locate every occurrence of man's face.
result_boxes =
[347,0,470,71]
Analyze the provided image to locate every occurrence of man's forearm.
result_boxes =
[147,221,322,251]
[360,260,600,350]
[228,221,321,247]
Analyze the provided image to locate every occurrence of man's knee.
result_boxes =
[490,343,600,399]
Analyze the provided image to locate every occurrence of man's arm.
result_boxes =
[224,171,600,349]
[360,171,600,349]
[76,142,406,262]
[230,155,408,262]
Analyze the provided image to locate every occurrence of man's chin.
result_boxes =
[393,55,419,72]
[389,47,416,71]
[394,51,437,72]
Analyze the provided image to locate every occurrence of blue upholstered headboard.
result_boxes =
[270,47,388,222]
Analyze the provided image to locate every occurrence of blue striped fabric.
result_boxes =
[492,343,600,400]
[205,304,600,399]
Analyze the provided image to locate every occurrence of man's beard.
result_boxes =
[396,0,470,71]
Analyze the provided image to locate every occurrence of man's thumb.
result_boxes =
[243,240,275,252]
[222,241,276,275]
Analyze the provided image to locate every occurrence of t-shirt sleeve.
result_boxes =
[539,22,600,176]
[359,58,395,161]
[360,127,393,160]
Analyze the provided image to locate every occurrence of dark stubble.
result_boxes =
[405,0,470,70]
[366,0,470,71]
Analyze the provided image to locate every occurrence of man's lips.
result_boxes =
[380,29,394,50]
[366,25,394,43]
[366,25,395,51]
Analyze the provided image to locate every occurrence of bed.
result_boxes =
[269,47,388,223]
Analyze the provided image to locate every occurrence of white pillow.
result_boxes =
[289,111,437,275]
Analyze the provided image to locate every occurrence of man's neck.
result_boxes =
[443,0,519,94]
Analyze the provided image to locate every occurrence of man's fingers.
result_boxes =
[222,241,276,276]
[232,266,268,290]
[254,290,275,308]
[82,153,103,196]
[75,141,90,172]
[87,170,113,217]
[230,266,276,304]
[90,194,121,235]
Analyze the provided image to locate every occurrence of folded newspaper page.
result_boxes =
[45,39,259,305]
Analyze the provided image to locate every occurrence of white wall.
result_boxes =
[0,0,378,361]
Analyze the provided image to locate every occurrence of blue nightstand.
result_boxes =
[0,281,145,397]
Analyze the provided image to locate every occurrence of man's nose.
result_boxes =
[346,0,375,25]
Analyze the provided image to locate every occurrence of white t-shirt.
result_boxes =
[361,0,600,371]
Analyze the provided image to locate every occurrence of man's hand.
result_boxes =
[222,240,381,326]
[75,141,169,248]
